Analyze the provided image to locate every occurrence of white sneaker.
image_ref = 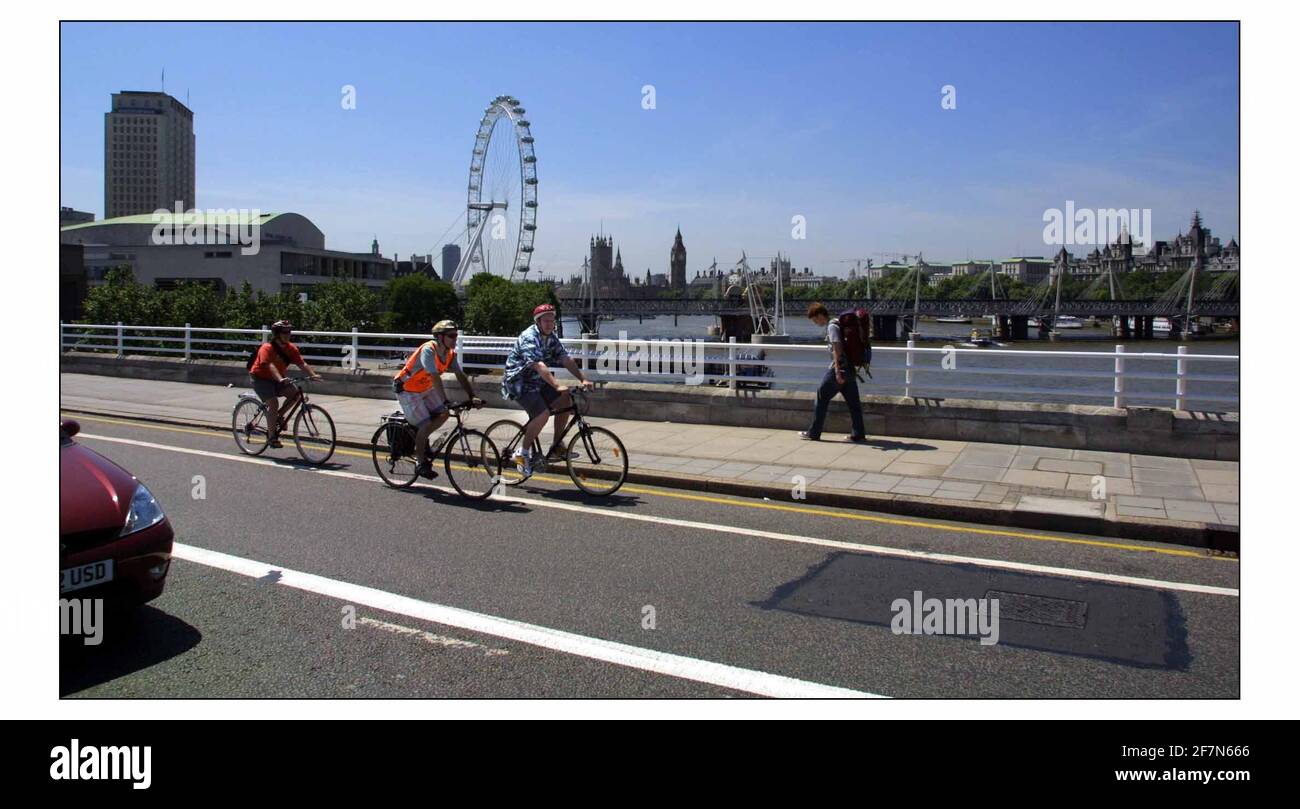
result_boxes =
[511,450,533,477]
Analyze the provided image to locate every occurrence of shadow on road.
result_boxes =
[394,485,532,514]
[754,551,1191,672]
[520,488,642,509]
[60,605,202,696]
[258,456,350,472]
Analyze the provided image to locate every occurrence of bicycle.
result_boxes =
[232,377,337,464]
[481,387,629,496]
[370,400,501,500]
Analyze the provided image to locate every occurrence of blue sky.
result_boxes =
[60,21,1238,280]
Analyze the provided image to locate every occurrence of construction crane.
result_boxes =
[873,251,916,265]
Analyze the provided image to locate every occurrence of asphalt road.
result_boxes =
[59,412,1240,698]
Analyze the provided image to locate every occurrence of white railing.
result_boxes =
[59,323,1239,412]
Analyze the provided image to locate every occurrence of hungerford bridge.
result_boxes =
[553,296,1239,340]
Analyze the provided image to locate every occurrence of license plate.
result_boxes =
[60,560,114,593]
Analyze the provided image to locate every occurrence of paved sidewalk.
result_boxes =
[60,373,1238,547]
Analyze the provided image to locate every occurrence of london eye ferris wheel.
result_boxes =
[456,94,538,283]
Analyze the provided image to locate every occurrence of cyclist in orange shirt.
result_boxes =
[393,319,481,479]
[249,320,321,448]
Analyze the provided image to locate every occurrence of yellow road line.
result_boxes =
[617,484,1229,560]
[61,410,1236,563]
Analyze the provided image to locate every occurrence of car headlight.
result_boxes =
[121,483,166,536]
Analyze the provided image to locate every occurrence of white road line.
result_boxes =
[172,542,876,699]
[80,432,1240,597]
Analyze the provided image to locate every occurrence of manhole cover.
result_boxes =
[985,590,1088,629]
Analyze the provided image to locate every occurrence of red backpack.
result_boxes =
[837,308,872,377]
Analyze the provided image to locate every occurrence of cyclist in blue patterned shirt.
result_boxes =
[502,303,594,476]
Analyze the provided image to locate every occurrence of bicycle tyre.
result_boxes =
[293,404,337,465]
[371,423,419,488]
[481,419,532,486]
[566,426,629,496]
[445,428,500,500]
[232,399,270,456]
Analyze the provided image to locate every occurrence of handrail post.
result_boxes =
[728,336,737,391]
[261,324,269,348]
[59,320,64,353]
[184,322,192,361]
[905,337,915,398]
[116,321,124,357]
[1175,344,1188,411]
[1113,344,1125,408]
[351,327,359,373]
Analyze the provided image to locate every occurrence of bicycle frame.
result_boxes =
[500,390,599,464]
[240,379,308,434]
[386,404,475,462]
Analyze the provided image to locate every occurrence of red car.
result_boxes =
[60,418,173,605]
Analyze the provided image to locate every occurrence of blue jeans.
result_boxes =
[807,365,865,439]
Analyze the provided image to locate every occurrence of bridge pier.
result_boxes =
[1141,316,1155,339]
[872,315,897,342]
[581,332,599,371]
[718,314,754,343]
[1118,317,1132,340]
[1038,316,1053,340]
[1009,316,1029,340]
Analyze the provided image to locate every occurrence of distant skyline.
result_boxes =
[60,21,1239,280]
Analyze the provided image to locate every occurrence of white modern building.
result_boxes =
[60,211,394,295]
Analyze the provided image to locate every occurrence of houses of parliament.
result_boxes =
[566,228,689,296]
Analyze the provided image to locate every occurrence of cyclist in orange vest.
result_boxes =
[393,319,481,479]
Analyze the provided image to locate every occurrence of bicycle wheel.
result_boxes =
[232,399,270,456]
[371,423,419,488]
[566,426,629,496]
[293,404,337,465]
[445,428,500,500]
[481,419,530,486]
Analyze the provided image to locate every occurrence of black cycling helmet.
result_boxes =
[271,320,293,335]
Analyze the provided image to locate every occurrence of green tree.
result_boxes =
[462,276,521,335]
[464,271,507,301]
[218,282,264,330]
[300,281,380,333]
[163,282,223,327]
[381,274,460,334]
[461,273,560,335]
[513,280,559,330]
[80,267,165,325]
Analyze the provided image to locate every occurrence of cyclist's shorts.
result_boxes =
[397,388,448,427]
[251,376,293,400]
[517,385,562,421]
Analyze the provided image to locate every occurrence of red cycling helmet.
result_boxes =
[271,320,293,335]
[533,304,556,321]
